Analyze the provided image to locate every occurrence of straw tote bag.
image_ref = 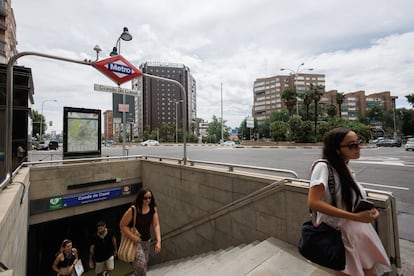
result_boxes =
[118,205,140,262]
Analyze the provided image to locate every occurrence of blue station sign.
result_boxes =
[48,187,122,210]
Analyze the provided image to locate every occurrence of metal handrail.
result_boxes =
[22,154,299,180]
[187,159,299,178]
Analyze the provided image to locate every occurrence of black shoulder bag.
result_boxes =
[298,161,346,270]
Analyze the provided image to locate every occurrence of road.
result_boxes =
[29,144,414,240]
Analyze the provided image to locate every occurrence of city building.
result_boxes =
[103,110,114,141]
[137,61,196,137]
[0,0,17,63]
[252,73,325,123]
[252,73,398,125]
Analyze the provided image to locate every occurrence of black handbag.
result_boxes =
[298,161,346,270]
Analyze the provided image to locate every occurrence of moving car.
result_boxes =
[405,138,414,151]
[376,139,401,147]
[140,139,159,146]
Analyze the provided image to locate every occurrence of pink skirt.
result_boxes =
[340,220,391,275]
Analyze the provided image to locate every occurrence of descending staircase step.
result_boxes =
[147,237,331,276]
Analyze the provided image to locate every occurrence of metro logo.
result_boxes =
[108,63,133,75]
[93,55,142,85]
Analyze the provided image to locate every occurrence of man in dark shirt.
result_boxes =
[89,221,117,276]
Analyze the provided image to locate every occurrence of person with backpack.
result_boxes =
[308,127,391,275]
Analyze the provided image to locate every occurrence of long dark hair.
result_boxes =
[132,187,157,215]
[322,127,362,211]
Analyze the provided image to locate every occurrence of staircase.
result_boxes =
[147,237,331,276]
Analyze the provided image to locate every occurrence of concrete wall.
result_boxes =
[0,158,400,275]
[28,159,142,225]
[142,160,399,273]
[0,167,30,276]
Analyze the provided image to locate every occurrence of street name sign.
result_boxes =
[94,83,138,96]
[93,55,142,85]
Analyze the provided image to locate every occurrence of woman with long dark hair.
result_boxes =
[52,239,79,276]
[120,187,161,275]
[308,127,391,275]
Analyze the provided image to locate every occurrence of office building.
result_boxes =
[0,0,17,63]
[252,73,325,123]
[103,110,114,141]
[137,62,196,137]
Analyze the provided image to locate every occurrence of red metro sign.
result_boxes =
[93,55,142,85]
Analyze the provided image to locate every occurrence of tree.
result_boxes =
[206,115,230,143]
[335,92,346,117]
[281,88,297,116]
[366,106,384,126]
[269,110,289,122]
[303,91,313,121]
[326,104,337,118]
[406,94,414,107]
[269,121,289,141]
[32,109,46,138]
[309,84,325,137]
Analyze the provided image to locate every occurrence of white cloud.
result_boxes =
[12,0,414,133]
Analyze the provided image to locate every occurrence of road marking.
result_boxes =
[359,182,410,191]
[353,160,409,167]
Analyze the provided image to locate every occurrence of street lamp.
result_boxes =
[39,99,57,141]
[109,27,132,57]
[169,99,183,143]
[110,27,133,156]
[280,63,313,116]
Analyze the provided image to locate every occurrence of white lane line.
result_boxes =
[353,160,406,166]
[359,182,410,191]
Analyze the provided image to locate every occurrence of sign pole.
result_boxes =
[122,92,127,155]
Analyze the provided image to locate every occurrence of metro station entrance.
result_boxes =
[27,203,130,276]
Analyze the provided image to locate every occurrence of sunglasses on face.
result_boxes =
[143,196,152,200]
[340,139,362,150]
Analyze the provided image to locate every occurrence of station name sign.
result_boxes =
[94,83,138,96]
[49,187,122,210]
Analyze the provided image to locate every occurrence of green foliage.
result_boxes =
[400,108,414,135]
[281,88,297,115]
[349,122,371,142]
[269,121,289,141]
[326,104,337,118]
[296,120,315,143]
[406,94,414,107]
[288,115,302,141]
[206,115,230,143]
[32,109,46,137]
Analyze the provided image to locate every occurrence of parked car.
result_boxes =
[36,140,58,150]
[405,138,414,151]
[222,141,236,146]
[376,139,401,147]
[140,139,159,146]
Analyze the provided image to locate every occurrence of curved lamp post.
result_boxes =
[110,27,133,156]
[280,63,313,116]
[3,51,91,190]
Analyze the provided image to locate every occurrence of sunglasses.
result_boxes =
[143,196,152,200]
[340,139,362,150]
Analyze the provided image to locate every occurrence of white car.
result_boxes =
[140,139,159,146]
[405,138,414,151]
[222,141,236,146]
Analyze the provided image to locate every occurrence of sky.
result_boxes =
[12,0,414,134]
